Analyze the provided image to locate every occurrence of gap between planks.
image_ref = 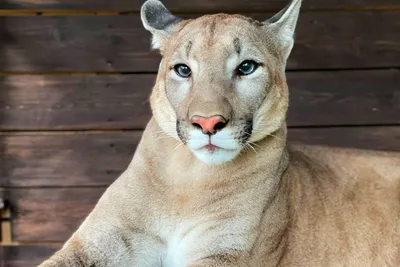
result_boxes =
[0,6,399,16]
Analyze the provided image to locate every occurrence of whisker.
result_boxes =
[243,131,253,137]
[266,133,283,141]
[172,142,184,152]
[155,136,174,141]
[251,129,284,141]
[246,143,258,154]
[250,142,262,149]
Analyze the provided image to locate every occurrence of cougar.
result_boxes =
[39,0,400,266]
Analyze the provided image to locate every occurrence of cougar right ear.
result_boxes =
[141,0,182,50]
[263,0,302,62]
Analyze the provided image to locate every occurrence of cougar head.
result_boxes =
[141,0,302,165]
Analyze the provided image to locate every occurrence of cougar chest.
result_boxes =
[156,213,253,267]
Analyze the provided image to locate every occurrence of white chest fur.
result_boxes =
[156,216,253,267]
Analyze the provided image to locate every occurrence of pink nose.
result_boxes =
[190,115,227,135]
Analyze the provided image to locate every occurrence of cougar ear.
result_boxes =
[263,0,302,61]
[141,0,182,50]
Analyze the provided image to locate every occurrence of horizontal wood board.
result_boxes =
[0,0,399,11]
[0,12,399,72]
[0,132,140,187]
[0,127,399,188]
[0,75,154,130]
[1,245,61,267]
[0,70,399,130]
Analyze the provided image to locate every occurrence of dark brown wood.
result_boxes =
[8,187,106,242]
[0,127,399,188]
[1,245,61,267]
[0,12,399,72]
[287,69,400,127]
[0,132,140,187]
[0,70,398,131]
[0,0,398,12]
[289,127,400,151]
[0,75,153,130]
[0,16,159,72]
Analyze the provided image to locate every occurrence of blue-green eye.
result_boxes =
[174,64,192,78]
[237,60,259,76]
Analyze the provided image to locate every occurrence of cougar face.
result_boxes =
[142,0,301,164]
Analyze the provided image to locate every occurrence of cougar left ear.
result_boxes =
[263,0,302,61]
[141,0,182,50]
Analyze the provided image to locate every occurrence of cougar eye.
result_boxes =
[237,60,259,76]
[174,64,192,78]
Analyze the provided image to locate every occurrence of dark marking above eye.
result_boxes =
[233,38,241,55]
[186,41,193,58]
[208,19,217,45]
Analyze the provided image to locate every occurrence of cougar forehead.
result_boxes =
[175,14,263,42]
[166,14,272,62]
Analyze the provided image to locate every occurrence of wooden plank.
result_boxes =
[0,0,398,12]
[1,245,61,267]
[0,12,399,72]
[0,16,159,72]
[1,126,399,188]
[0,70,399,130]
[4,126,400,242]
[0,132,139,187]
[0,75,154,130]
[9,187,106,242]
[287,70,400,127]
[289,127,400,151]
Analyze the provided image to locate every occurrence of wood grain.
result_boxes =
[0,12,399,72]
[1,245,61,267]
[0,127,399,188]
[9,187,106,242]
[289,127,400,151]
[0,75,154,130]
[0,70,398,131]
[0,0,398,12]
[0,132,140,187]
[287,69,400,127]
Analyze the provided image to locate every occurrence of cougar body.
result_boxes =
[39,0,400,266]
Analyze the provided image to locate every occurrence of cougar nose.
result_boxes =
[190,115,227,135]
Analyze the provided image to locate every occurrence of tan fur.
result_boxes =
[39,0,400,266]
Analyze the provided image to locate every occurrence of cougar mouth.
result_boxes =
[174,117,255,164]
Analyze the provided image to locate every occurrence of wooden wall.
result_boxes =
[0,0,399,265]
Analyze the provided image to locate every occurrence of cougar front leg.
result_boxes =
[38,223,163,267]
[38,238,91,267]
